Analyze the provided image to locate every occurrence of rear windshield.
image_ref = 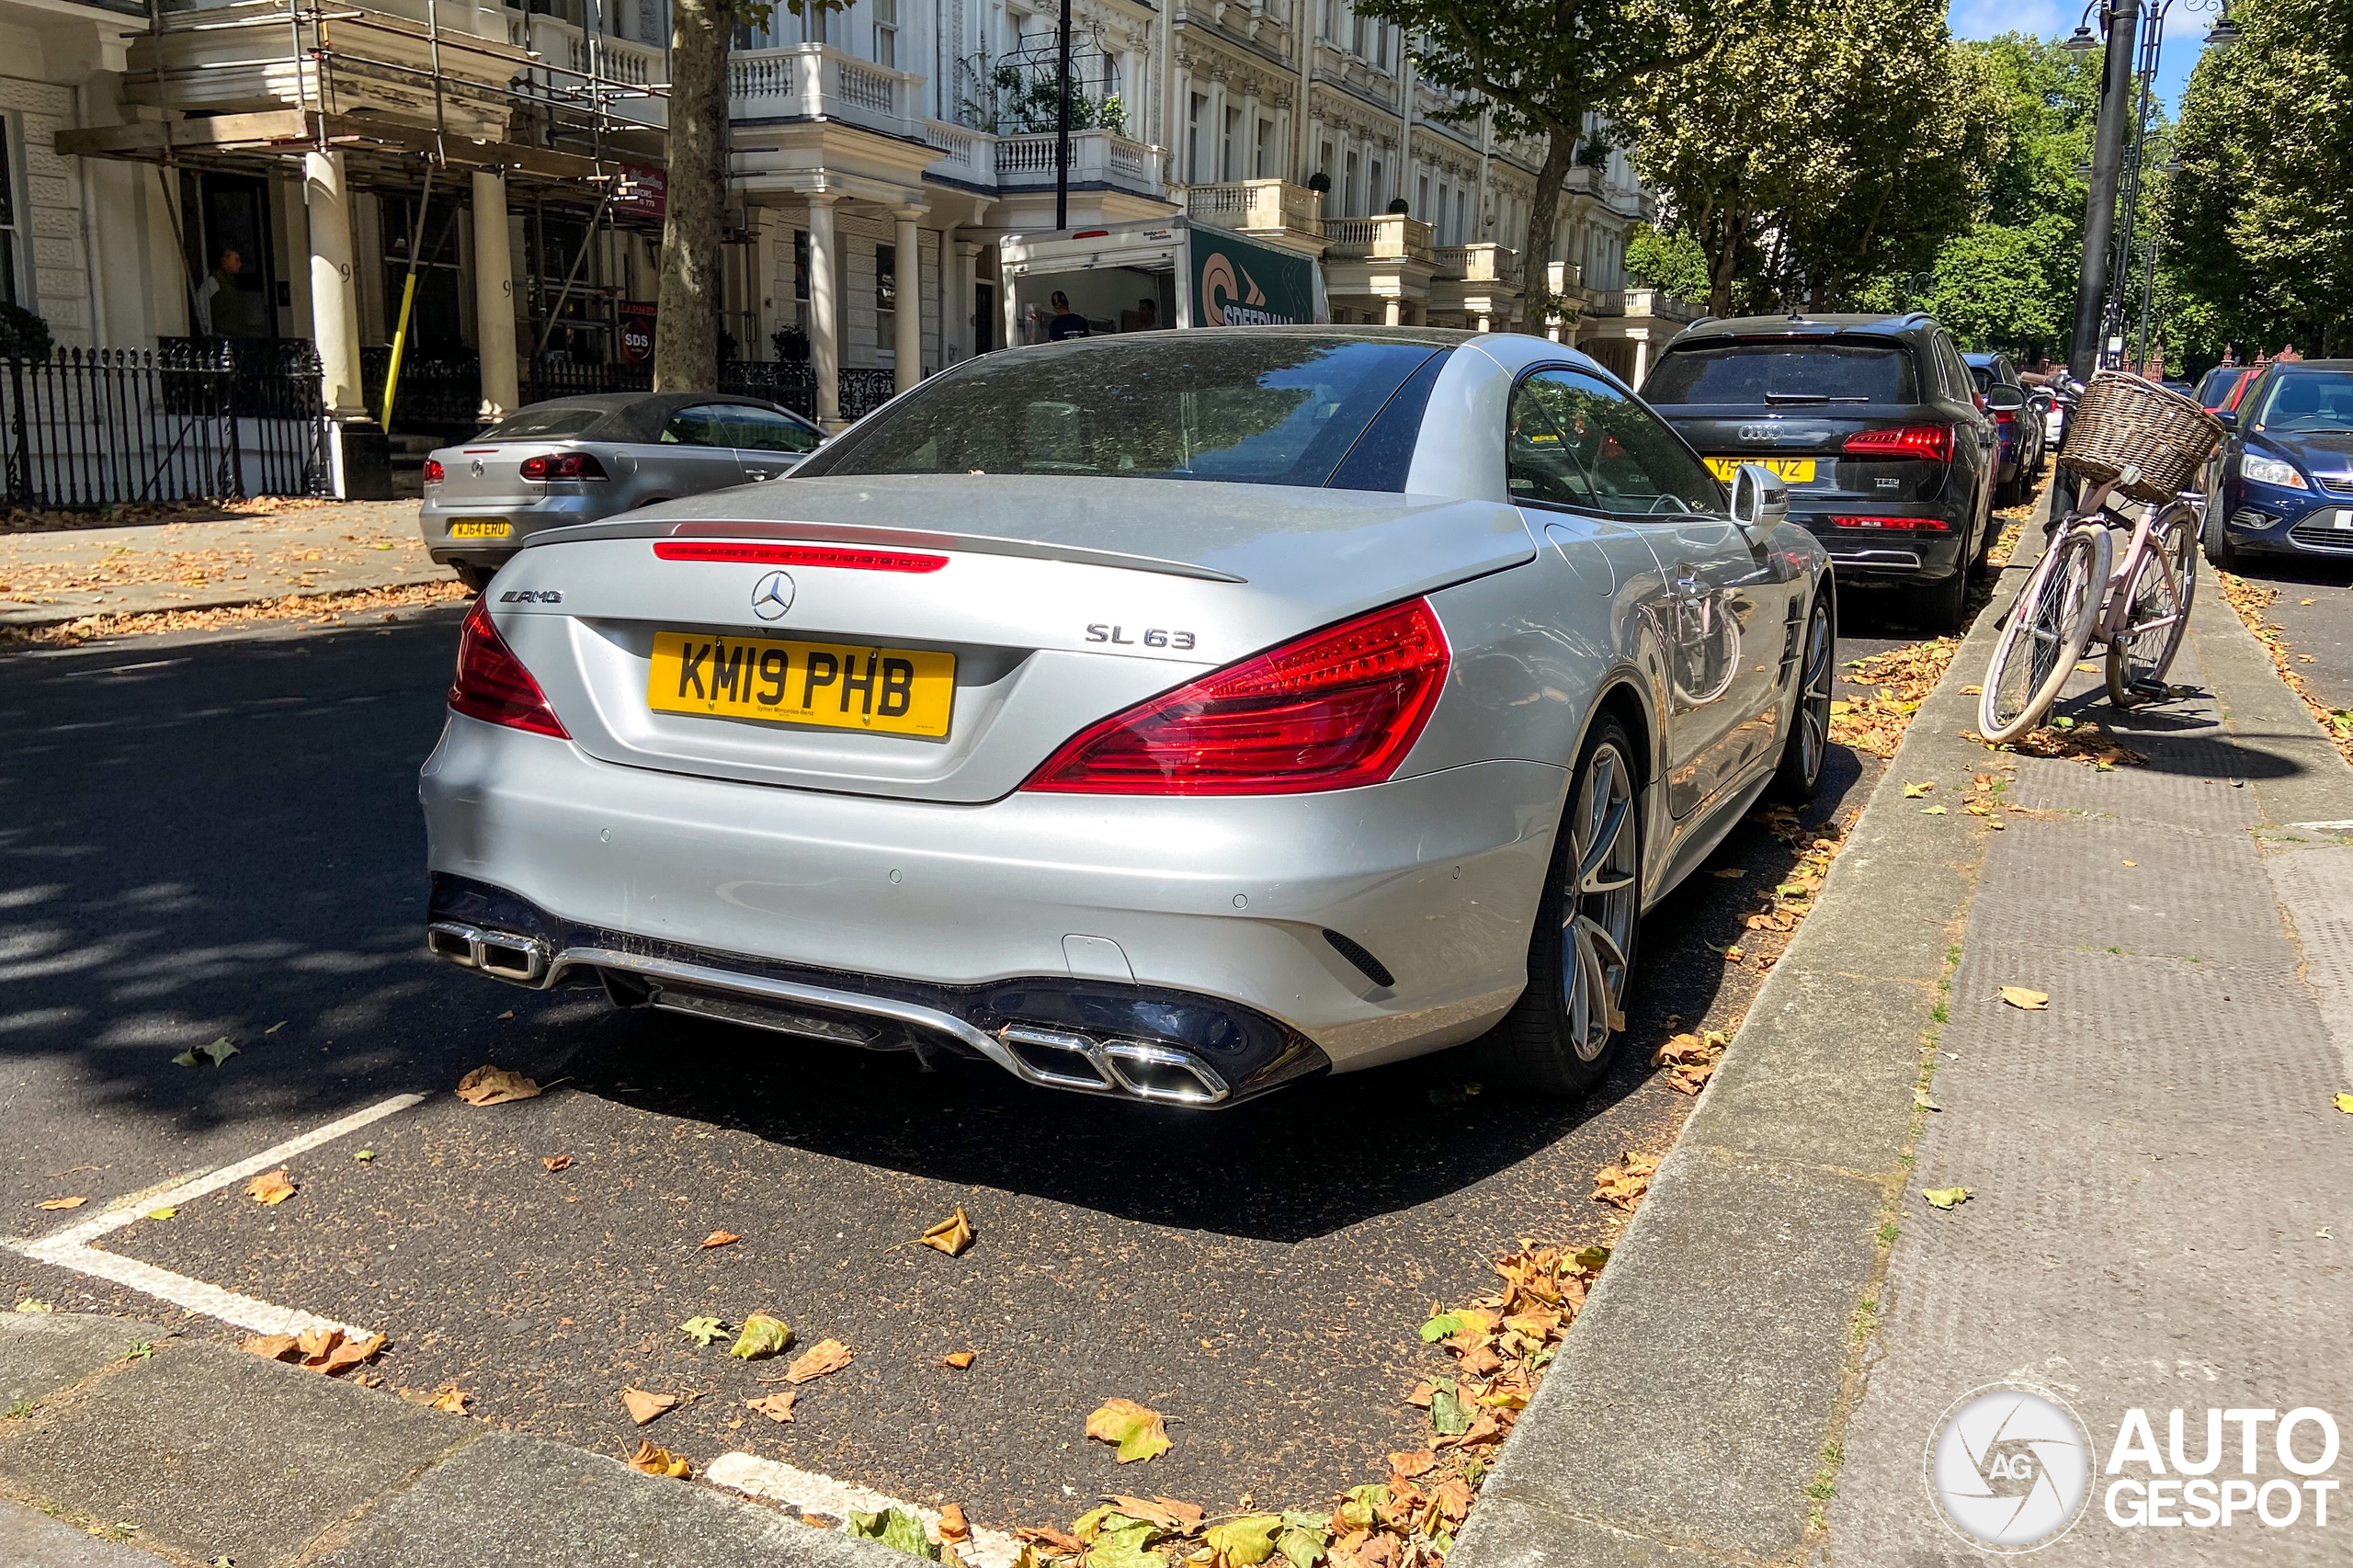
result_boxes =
[792,337,1444,489]
[1968,366,1994,392]
[1643,342,1918,406]
[479,405,607,441]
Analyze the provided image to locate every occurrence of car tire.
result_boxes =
[1768,589,1834,805]
[453,563,497,594]
[1483,716,1643,1099]
[2201,506,2237,572]
[1907,563,1969,632]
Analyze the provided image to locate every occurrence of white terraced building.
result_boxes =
[12,0,1697,493]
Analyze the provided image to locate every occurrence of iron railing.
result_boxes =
[1,343,328,507]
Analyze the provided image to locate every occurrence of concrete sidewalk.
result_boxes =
[0,502,443,628]
[1453,514,2353,1565]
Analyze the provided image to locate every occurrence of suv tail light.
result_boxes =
[1844,425,1955,463]
[1830,515,1949,531]
[423,459,445,483]
[449,599,569,738]
[519,451,608,481]
[1025,598,1449,795]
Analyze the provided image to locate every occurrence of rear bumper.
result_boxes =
[418,714,1564,1090]
[420,492,618,565]
[1795,511,1968,583]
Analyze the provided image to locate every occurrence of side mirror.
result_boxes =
[1984,384,2028,414]
[1730,462,1790,532]
[2214,408,2238,432]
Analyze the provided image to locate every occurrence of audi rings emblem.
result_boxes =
[750,570,796,621]
[1738,424,1776,442]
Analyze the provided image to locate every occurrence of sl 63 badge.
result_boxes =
[1086,623,1196,650]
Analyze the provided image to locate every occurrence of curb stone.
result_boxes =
[1450,515,2048,1568]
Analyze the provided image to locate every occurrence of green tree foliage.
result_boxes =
[2166,0,2353,359]
[1627,0,2001,313]
[1624,223,1710,301]
[1353,0,1725,322]
[1914,222,2067,353]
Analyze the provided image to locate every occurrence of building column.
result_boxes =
[951,238,982,363]
[1632,335,1651,384]
[303,150,366,419]
[472,168,519,422]
[892,205,925,393]
[807,193,840,423]
[1383,297,1403,327]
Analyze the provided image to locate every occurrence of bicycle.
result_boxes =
[1978,374,2223,745]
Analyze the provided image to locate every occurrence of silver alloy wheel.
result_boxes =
[1796,603,1833,785]
[1562,742,1639,1062]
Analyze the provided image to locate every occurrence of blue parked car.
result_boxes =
[2203,360,2353,569]
[1964,352,2044,507]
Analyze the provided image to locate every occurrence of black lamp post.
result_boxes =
[1055,0,1073,230]
[2065,0,2237,380]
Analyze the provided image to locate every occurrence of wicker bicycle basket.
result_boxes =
[2056,371,2226,503]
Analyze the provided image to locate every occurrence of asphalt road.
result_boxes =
[0,584,1911,1531]
[2232,551,2353,720]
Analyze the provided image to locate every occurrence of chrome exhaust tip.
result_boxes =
[426,921,551,985]
[996,1023,1231,1106]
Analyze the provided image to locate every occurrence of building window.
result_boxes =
[872,0,896,67]
[1222,106,1241,182]
[1255,117,1272,179]
[1344,149,1359,214]
[1417,175,1429,222]
[1454,189,1468,248]
[1369,159,1382,210]
[1188,93,1208,184]
[0,119,21,307]
[794,228,810,301]
[877,241,897,316]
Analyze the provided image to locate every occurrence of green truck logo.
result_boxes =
[1192,225,1313,327]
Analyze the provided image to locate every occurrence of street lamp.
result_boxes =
[2065,0,2238,380]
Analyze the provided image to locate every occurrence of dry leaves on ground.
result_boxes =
[701,1231,741,1249]
[35,1197,86,1210]
[784,1338,854,1384]
[627,1440,691,1479]
[941,1351,977,1369]
[395,1381,471,1414]
[1997,986,2050,1011]
[620,1387,677,1426]
[2217,572,2353,767]
[454,1065,541,1106]
[1965,718,2146,769]
[731,1313,794,1361]
[1650,1029,1730,1096]
[171,1038,237,1068]
[541,1155,572,1172]
[1922,1187,1973,1210]
[745,1391,798,1423]
[917,1206,975,1257]
[1829,638,1961,759]
[245,1168,297,1206]
[1086,1397,1174,1463]
[2333,1093,2353,1115]
[1590,1153,1658,1213]
[1,579,468,650]
[244,1329,383,1378]
[679,1316,729,1347]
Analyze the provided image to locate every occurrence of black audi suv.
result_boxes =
[1642,312,2003,630]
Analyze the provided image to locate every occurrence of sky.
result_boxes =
[1946,0,2203,113]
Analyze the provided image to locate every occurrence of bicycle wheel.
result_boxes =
[1979,524,2109,744]
[2106,504,2199,708]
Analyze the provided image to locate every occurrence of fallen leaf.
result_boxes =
[847,1506,937,1559]
[2122,860,2136,868]
[144,1207,177,1221]
[427,1384,471,1414]
[1922,1186,1972,1210]
[679,1315,729,1347]
[700,1230,741,1249]
[941,1350,976,1369]
[1591,1151,1658,1212]
[1016,1526,1087,1555]
[1086,1397,1173,1463]
[627,1440,690,1479]
[36,1197,86,1210]
[1921,805,1948,814]
[1996,986,2049,1011]
[1104,1495,1204,1533]
[620,1386,677,1425]
[1427,1378,1471,1437]
[356,1150,376,1162]
[745,1391,798,1423]
[313,1334,385,1376]
[242,1333,301,1362]
[1415,1312,1463,1344]
[1206,1516,1282,1567]
[1710,867,1745,879]
[542,1155,572,1172]
[917,1206,975,1257]
[1387,1450,1437,1478]
[784,1336,853,1383]
[245,1168,297,1206]
[1914,1091,1943,1112]
[171,1037,239,1069]
[265,1020,288,1034]
[938,1504,972,1545]
[2335,1093,2353,1115]
[454,1065,541,1106]
[1902,780,1934,798]
[14,1299,54,1313]
[733,1313,795,1362]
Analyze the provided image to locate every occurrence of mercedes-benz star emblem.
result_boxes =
[750,569,796,621]
[470,458,485,478]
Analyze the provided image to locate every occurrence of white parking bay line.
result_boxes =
[705,1452,1022,1568]
[6,1092,426,1338]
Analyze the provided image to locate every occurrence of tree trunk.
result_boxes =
[1523,124,1580,331]
[654,0,728,392]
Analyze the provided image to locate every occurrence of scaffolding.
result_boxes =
[57,0,673,423]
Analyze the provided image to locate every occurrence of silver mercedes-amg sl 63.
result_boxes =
[419,328,1834,1108]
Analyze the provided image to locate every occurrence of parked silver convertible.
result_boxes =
[420,329,1834,1107]
[421,392,824,590]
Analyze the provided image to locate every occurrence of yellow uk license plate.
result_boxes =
[448,518,512,539]
[646,631,955,737]
[1705,457,1817,483]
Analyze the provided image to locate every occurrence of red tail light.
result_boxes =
[651,540,948,573]
[1994,411,2015,426]
[449,599,569,738]
[519,451,608,481]
[423,459,445,483]
[1830,515,1949,531]
[1025,599,1450,796]
[1843,425,1955,463]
